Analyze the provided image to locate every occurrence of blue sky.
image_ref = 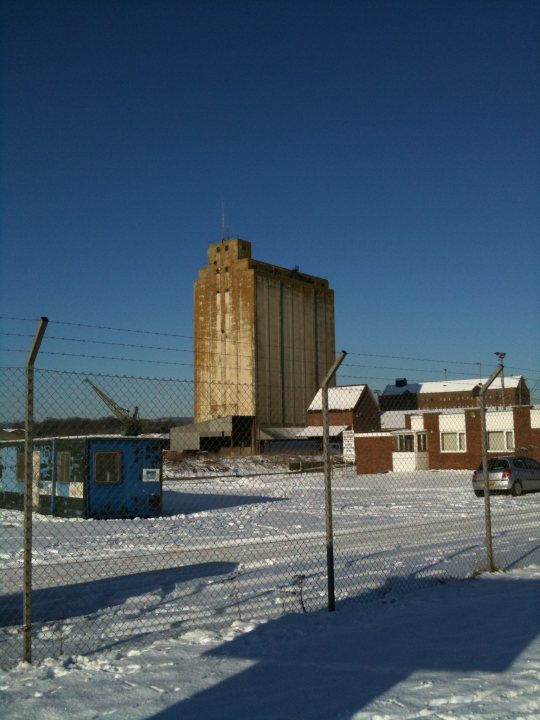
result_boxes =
[1,0,539,395]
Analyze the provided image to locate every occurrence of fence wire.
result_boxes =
[0,366,539,668]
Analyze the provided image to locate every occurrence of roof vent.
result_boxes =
[395,378,407,387]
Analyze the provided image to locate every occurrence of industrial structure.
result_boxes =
[84,379,142,436]
[193,238,335,432]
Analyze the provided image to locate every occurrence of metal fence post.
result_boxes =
[23,317,48,663]
[321,350,347,611]
[473,359,504,573]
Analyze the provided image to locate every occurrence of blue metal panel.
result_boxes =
[87,438,163,518]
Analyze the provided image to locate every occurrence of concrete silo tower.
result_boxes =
[194,238,335,429]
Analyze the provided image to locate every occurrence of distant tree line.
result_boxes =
[2,417,192,436]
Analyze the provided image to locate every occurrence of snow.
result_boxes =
[418,376,522,394]
[296,425,349,437]
[0,459,539,718]
[307,385,367,411]
[382,376,522,396]
[0,566,538,719]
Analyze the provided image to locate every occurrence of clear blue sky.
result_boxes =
[1,0,539,394]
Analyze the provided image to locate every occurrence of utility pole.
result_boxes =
[321,350,347,612]
[494,352,506,409]
[24,316,48,662]
[473,355,505,573]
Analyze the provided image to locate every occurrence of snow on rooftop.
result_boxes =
[383,376,522,395]
[381,411,406,429]
[296,425,350,437]
[307,385,366,411]
[419,376,522,393]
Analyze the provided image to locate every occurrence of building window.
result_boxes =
[57,451,71,483]
[487,431,514,452]
[16,451,25,481]
[94,452,122,484]
[395,434,414,452]
[417,433,428,452]
[440,432,466,452]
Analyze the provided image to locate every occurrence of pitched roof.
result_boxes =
[307,385,367,411]
[382,376,523,396]
[418,376,522,394]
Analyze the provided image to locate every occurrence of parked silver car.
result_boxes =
[472,456,540,497]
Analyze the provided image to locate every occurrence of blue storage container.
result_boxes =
[0,436,167,519]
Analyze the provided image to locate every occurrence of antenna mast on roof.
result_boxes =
[221,201,225,241]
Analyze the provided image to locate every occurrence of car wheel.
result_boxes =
[474,490,483,498]
[512,480,523,497]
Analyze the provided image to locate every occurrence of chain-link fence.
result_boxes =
[1,364,539,669]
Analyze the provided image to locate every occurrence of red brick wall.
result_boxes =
[354,407,539,475]
[513,406,540,461]
[464,409,482,465]
[423,410,481,470]
[355,435,393,474]
[307,389,380,433]
[307,410,353,427]
[353,391,382,432]
[418,387,523,410]
[424,408,540,469]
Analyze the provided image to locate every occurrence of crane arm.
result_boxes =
[84,379,141,435]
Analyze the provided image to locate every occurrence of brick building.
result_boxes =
[380,376,530,412]
[355,405,540,474]
[298,385,381,454]
[306,385,381,433]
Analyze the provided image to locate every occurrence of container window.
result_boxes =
[16,451,25,481]
[94,452,122,484]
[57,451,71,483]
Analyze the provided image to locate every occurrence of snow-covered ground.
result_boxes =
[1,459,539,717]
[0,565,539,719]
